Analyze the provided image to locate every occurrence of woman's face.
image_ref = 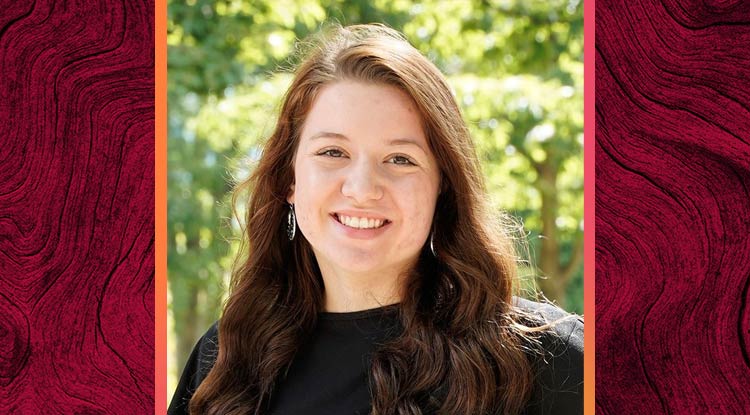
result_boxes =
[288,80,441,278]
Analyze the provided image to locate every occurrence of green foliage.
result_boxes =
[167,0,583,397]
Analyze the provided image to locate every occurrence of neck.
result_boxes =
[318,266,404,313]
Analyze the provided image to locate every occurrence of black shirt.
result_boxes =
[168,298,583,414]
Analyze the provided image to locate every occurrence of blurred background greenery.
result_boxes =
[167,0,583,401]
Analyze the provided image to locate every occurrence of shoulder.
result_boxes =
[168,322,220,414]
[198,322,220,362]
[512,297,584,415]
[193,321,220,387]
[513,296,583,351]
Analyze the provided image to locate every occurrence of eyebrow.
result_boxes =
[308,131,428,153]
[309,131,348,141]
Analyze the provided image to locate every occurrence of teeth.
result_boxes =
[337,214,385,229]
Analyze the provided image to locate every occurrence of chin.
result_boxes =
[330,251,391,273]
[338,258,386,273]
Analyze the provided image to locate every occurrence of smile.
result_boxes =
[333,213,390,229]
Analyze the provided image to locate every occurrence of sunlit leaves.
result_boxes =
[189,74,291,154]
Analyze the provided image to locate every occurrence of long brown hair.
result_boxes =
[190,23,540,415]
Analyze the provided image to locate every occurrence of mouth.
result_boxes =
[331,213,391,230]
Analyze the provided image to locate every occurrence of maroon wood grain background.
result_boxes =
[0,1,154,412]
[596,0,750,413]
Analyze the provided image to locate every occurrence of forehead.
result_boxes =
[300,80,427,146]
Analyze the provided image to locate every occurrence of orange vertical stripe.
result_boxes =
[155,0,167,412]
[583,0,596,413]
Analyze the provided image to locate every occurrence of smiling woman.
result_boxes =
[169,24,582,415]
[290,81,441,312]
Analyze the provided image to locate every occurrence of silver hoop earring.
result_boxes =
[287,204,296,241]
[430,230,437,257]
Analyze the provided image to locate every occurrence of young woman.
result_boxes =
[169,24,583,415]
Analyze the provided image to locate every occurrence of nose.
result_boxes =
[341,159,383,203]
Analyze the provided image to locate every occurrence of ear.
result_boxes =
[287,183,295,205]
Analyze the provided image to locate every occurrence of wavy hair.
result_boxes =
[190,23,541,415]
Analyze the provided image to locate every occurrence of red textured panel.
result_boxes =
[596,0,750,413]
[0,1,154,412]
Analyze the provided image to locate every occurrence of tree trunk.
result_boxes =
[533,157,585,308]
[535,160,567,307]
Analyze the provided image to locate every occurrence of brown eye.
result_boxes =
[319,149,345,158]
[388,155,415,166]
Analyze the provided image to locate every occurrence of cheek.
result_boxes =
[395,180,439,243]
[293,166,335,227]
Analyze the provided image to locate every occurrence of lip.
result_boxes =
[329,213,392,240]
